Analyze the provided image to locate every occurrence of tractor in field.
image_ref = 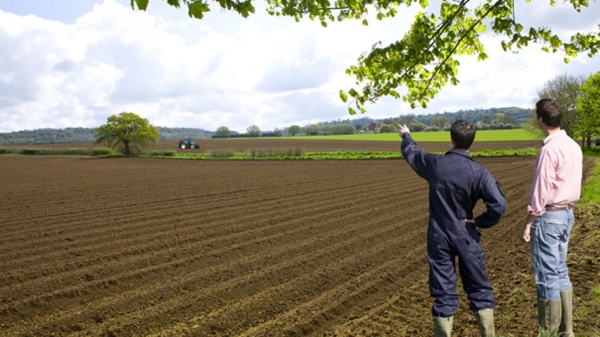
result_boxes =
[177,138,200,149]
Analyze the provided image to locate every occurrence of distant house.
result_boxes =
[362,121,382,132]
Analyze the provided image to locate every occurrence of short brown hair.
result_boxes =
[535,99,562,128]
[451,120,476,150]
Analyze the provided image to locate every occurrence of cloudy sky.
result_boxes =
[0,0,599,133]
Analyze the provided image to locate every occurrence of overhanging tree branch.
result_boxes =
[421,0,504,99]
[132,0,600,114]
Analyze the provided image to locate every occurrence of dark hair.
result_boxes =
[451,120,476,150]
[535,99,562,128]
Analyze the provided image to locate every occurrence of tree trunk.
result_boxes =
[586,136,591,149]
[124,140,130,155]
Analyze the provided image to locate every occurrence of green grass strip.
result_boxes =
[0,147,118,156]
[1,147,542,160]
[574,157,600,336]
[580,157,600,208]
[275,129,540,142]
[140,148,540,160]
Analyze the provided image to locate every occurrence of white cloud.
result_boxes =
[411,32,600,116]
[0,0,599,133]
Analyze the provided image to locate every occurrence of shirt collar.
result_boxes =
[445,148,473,160]
[543,129,566,145]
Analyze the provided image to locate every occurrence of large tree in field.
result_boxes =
[216,126,231,138]
[131,0,599,114]
[246,125,262,137]
[95,112,159,155]
[288,125,301,136]
[575,71,600,149]
[535,73,585,138]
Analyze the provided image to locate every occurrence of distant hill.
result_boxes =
[0,107,531,145]
[0,127,216,146]
[320,107,531,127]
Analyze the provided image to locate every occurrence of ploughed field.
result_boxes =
[1,152,598,336]
[156,139,543,153]
[8,138,544,153]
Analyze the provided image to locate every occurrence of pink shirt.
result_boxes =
[528,130,583,216]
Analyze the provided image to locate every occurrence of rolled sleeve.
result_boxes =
[528,151,555,216]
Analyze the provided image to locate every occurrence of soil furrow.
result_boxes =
[0,199,427,327]
[2,154,597,337]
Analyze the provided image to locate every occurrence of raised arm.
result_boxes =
[399,124,435,180]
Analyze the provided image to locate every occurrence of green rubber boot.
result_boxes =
[433,316,453,337]
[538,298,561,334]
[474,308,495,337]
[559,289,575,337]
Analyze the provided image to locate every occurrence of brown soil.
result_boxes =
[3,138,542,153]
[0,153,597,336]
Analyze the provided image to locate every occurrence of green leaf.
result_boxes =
[339,90,349,103]
[550,35,562,48]
[133,0,149,11]
[188,1,209,19]
[564,57,570,64]
[166,0,180,8]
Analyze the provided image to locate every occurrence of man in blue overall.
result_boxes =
[400,120,506,337]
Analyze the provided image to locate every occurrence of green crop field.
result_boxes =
[280,128,541,142]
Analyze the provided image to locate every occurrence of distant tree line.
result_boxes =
[156,127,213,140]
[8,97,596,146]
[0,127,96,145]
[325,107,529,132]
[0,106,547,145]
[304,124,356,136]
[0,126,214,145]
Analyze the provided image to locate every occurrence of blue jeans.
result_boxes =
[529,209,574,300]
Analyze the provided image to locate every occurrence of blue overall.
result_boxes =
[401,133,506,317]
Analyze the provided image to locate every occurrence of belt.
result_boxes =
[545,205,573,212]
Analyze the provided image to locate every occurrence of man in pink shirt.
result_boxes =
[520,99,582,336]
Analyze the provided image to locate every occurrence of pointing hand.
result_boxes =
[399,124,410,136]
